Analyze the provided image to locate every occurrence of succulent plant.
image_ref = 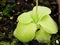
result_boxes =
[14,6,58,43]
[13,0,58,44]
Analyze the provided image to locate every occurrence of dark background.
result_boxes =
[0,0,60,45]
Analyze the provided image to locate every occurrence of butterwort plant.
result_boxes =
[13,0,58,44]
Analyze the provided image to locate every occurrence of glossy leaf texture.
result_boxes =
[32,6,51,21]
[14,6,58,43]
[17,11,33,24]
[35,27,51,43]
[38,15,58,34]
[32,6,51,15]
[14,22,37,42]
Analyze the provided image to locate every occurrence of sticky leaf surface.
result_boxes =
[38,15,58,34]
[14,22,37,42]
[17,11,33,24]
[35,27,51,43]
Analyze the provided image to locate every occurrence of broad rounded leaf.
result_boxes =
[14,22,37,42]
[35,27,51,43]
[17,11,33,24]
[31,6,51,22]
[33,6,51,15]
[14,6,58,43]
[32,6,51,18]
[38,15,58,34]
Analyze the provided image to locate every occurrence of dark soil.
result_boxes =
[0,0,59,45]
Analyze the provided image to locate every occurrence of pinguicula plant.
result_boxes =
[13,0,58,45]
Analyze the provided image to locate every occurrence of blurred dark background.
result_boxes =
[0,0,60,45]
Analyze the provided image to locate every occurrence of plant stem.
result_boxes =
[35,0,38,23]
[36,0,38,13]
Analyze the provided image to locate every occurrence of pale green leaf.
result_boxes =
[33,6,51,15]
[14,22,37,42]
[38,15,58,34]
[32,6,51,19]
[14,6,58,43]
[35,27,51,43]
[17,11,33,24]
